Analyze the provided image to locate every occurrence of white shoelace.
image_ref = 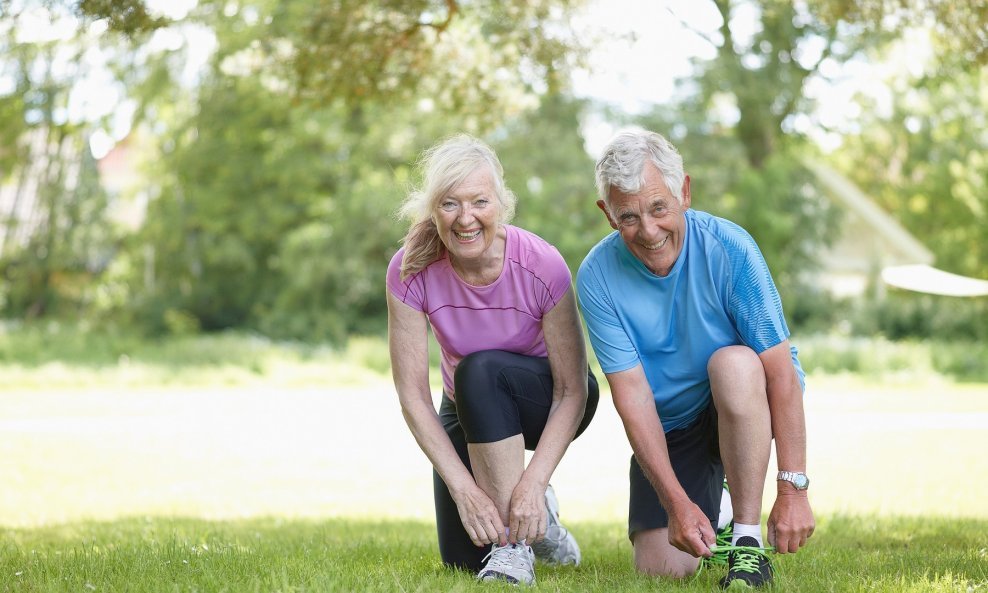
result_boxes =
[482,543,529,571]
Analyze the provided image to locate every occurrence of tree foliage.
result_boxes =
[680,0,863,168]
[634,0,849,310]
[494,94,610,276]
[813,0,988,66]
[90,0,591,341]
[76,0,588,121]
[2,0,983,343]
[0,4,113,317]
[75,0,168,34]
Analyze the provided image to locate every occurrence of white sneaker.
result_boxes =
[477,542,536,585]
[531,484,581,566]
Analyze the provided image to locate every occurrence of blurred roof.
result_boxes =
[803,160,934,266]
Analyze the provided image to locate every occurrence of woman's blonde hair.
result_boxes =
[398,134,516,279]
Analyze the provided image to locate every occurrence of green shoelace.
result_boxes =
[712,543,774,574]
[702,523,735,567]
[695,542,775,580]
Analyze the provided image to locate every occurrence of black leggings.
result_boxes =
[434,349,599,570]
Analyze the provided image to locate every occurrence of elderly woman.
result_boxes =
[386,134,599,584]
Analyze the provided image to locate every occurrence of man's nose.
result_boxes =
[639,213,660,238]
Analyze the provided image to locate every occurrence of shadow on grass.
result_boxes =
[1,515,986,592]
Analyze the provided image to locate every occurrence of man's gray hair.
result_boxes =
[595,128,685,205]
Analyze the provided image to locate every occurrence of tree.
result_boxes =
[0,3,113,318]
[76,0,589,123]
[647,0,984,334]
[494,93,610,275]
[98,0,594,341]
[813,0,988,66]
[624,1,858,325]
[670,0,861,169]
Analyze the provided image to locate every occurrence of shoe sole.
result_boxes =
[478,572,534,585]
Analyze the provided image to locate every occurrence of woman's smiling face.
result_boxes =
[434,165,502,264]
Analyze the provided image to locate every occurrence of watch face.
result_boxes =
[793,474,809,489]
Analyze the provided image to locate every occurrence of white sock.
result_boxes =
[731,523,763,547]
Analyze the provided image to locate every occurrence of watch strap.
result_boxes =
[777,470,809,490]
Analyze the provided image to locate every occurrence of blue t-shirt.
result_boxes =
[576,209,805,432]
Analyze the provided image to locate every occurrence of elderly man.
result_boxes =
[576,129,814,588]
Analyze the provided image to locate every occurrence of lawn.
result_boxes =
[2,516,985,592]
[1,332,986,591]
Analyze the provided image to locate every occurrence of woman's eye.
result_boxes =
[440,202,457,211]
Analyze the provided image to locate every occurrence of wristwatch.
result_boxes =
[777,471,810,490]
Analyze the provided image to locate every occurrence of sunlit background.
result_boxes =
[1,0,986,530]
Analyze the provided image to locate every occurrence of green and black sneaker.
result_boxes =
[718,536,773,589]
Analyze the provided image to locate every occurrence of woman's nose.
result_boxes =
[457,204,476,223]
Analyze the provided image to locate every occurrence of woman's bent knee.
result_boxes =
[454,350,504,388]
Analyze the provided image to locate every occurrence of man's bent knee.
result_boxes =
[707,345,761,379]
[632,529,700,579]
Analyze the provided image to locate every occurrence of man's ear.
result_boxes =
[681,175,692,209]
[596,199,618,230]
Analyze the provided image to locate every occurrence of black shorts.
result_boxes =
[628,402,724,540]
[433,349,599,570]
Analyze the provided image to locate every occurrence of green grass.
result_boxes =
[797,334,988,383]
[0,323,398,389]
[2,326,986,591]
[1,516,985,592]
[3,323,987,388]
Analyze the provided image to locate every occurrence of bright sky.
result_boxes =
[5,0,931,159]
[571,0,723,111]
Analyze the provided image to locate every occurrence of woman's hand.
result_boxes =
[453,484,507,547]
[390,291,504,547]
[507,477,547,545]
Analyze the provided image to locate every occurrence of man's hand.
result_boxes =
[667,499,716,558]
[767,492,814,553]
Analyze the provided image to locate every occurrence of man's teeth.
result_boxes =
[455,230,481,239]
[642,237,668,250]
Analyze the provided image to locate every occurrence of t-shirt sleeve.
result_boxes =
[385,248,427,312]
[724,229,790,353]
[576,259,640,374]
[536,245,573,313]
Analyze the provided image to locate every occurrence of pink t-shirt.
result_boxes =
[386,225,572,399]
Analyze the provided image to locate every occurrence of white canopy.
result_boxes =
[882,264,988,297]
